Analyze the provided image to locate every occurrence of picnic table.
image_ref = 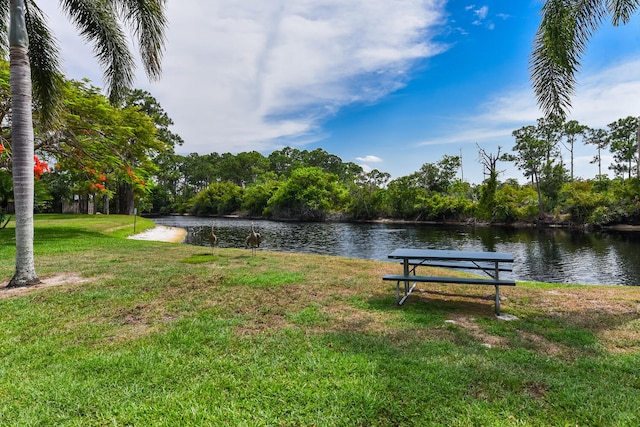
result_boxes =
[383,248,516,315]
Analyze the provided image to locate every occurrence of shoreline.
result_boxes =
[127,225,187,243]
[146,214,640,231]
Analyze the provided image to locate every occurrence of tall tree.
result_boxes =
[608,116,639,180]
[535,116,563,161]
[477,144,503,221]
[4,0,167,287]
[585,127,609,176]
[125,89,183,151]
[561,119,588,180]
[531,0,639,118]
[415,155,461,194]
[37,78,162,215]
[349,169,390,219]
[504,124,562,219]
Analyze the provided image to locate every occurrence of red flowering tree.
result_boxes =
[38,79,162,214]
[33,155,50,179]
[0,144,51,228]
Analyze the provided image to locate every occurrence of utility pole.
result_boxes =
[459,147,464,182]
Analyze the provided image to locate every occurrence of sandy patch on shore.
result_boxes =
[127,225,187,243]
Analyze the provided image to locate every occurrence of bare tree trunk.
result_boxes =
[534,171,544,219]
[8,0,40,287]
[637,116,640,178]
[126,185,135,215]
[569,140,574,181]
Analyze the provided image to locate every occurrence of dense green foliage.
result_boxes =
[3,60,640,227]
[265,167,350,220]
[146,129,640,227]
[138,112,640,226]
[0,61,175,218]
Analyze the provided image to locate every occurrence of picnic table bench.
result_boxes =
[383,248,516,316]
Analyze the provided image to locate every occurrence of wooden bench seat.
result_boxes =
[382,274,516,286]
[382,274,516,315]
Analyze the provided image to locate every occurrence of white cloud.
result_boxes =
[356,155,383,163]
[467,5,495,30]
[474,6,489,20]
[417,127,514,147]
[456,56,640,135]
[415,55,640,180]
[40,0,447,155]
[356,155,383,173]
[570,58,640,128]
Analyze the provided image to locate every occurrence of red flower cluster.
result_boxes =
[34,155,50,180]
[126,166,146,188]
[79,165,108,192]
[1,148,50,180]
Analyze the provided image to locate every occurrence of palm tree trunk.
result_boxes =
[8,0,39,287]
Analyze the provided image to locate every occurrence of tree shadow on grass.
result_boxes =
[362,286,640,357]
[1,227,111,250]
[366,288,503,321]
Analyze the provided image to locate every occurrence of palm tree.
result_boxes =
[531,0,638,118]
[4,0,167,287]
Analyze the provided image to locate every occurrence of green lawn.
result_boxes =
[0,214,638,426]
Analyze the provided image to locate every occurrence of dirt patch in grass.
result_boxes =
[0,273,95,299]
[449,315,509,349]
[506,285,640,354]
[517,330,565,356]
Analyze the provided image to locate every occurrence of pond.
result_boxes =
[150,216,640,286]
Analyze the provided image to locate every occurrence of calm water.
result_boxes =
[151,216,640,286]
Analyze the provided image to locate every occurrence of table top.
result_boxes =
[388,248,514,263]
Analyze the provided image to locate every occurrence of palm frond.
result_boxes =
[530,0,606,118]
[60,0,135,104]
[24,1,64,127]
[0,1,9,57]
[608,0,640,24]
[118,0,167,80]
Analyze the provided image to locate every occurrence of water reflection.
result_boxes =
[150,216,640,286]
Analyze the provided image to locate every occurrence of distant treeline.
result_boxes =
[2,61,638,228]
[147,133,640,227]
[144,115,640,227]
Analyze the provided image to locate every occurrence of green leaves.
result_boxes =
[607,115,639,180]
[190,181,244,216]
[266,167,349,220]
[531,0,636,118]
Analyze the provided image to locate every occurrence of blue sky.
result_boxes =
[40,1,640,184]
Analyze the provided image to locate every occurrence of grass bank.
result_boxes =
[0,214,639,426]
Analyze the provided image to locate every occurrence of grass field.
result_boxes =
[0,214,639,426]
